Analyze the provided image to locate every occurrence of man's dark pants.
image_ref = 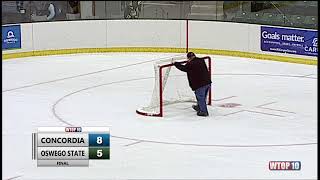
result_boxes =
[194,84,211,114]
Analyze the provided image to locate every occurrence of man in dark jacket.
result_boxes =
[174,52,212,116]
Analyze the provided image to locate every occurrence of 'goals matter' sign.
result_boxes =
[261,26,318,57]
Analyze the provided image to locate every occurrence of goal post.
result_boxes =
[136,55,212,117]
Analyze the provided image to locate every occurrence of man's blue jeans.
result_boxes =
[194,84,211,113]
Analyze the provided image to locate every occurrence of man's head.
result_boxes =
[187,52,196,61]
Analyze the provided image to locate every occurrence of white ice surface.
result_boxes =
[2,53,317,179]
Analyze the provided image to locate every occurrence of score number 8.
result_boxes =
[96,136,103,144]
[96,136,103,157]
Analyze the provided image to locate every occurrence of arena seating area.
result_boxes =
[2,1,318,30]
[231,1,317,29]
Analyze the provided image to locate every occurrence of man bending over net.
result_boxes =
[173,52,212,117]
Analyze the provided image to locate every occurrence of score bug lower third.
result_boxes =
[32,127,110,167]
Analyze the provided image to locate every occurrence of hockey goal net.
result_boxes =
[136,55,212,117]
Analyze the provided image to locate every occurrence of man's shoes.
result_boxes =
[192,105,200,112]
[193,105,209,116]
[197,111,209,117]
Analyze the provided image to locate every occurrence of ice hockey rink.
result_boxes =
[2,52,317,179]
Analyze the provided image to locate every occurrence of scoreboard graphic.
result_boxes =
[32,127,110,167]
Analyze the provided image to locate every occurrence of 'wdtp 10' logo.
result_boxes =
[269,161,301,171]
